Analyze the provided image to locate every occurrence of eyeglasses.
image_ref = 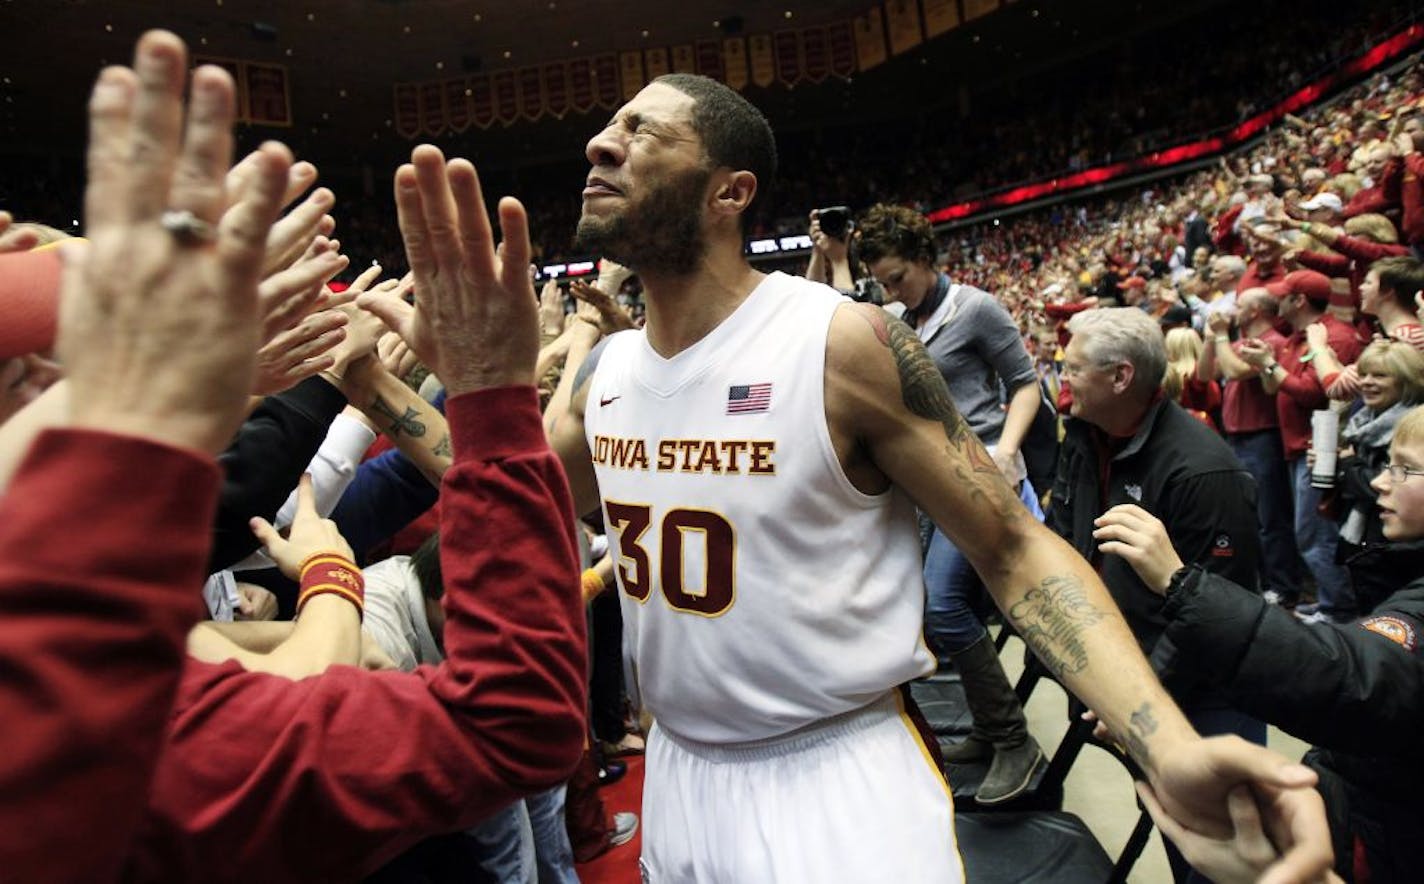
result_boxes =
[1380,464,1424,484]
[1061,360,1116,379]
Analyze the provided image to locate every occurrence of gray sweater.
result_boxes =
[918,282,1037,447]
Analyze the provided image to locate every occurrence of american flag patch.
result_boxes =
[727,383,773,414]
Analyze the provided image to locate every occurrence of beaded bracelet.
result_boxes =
[296,552,365,620]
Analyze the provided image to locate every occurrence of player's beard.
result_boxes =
[575,164,711,276]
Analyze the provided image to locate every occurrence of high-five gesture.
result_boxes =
[59,30,292,454]
[359,145,538,395]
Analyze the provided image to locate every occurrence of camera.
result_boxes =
[816,205,852,239]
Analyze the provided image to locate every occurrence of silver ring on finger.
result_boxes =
[160,209,218,246]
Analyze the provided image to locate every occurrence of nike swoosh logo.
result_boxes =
[600,396,621,407]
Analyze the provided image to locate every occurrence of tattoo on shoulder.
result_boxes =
[1008,574,1112,680]
[881,315,971,445]
[571,336,611,401]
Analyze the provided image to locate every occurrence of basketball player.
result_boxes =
[367,77,1332,883]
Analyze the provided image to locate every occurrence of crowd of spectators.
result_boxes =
[6,5,1424,883]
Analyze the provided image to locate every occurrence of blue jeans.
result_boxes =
[1228,430,1301,597]
[527,785,580,884]
[924,479,1043,656]
[466,800,535,884]
[1290,457,1355,618]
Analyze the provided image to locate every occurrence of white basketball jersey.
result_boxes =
[584,272,934,743]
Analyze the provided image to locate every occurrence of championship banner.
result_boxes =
[853,8,888,72]
[445,79,473,132]
[244,62,291,127]
[922,0,961,36]
[748,34,775,88]
[671,44,696,74]
[620,50,645,101]
[801,26,830,82]
[696,39,725,81]
[393,83,421,138]
[884,0,924,55]
[195,56,247,121]
[645,47,670,79]
[722,37,748,90]
[419,81,446,136]
[568,58,595,113]
[773,30,803,88]
[492,70,519,126]
[592,54,620,108]
[827,21,856,78]
[469,74,495,128]
[963,0,1000,21]
[544,62,570,118]
[518,66,544,121]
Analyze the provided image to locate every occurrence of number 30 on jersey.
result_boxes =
[603,501,736,617]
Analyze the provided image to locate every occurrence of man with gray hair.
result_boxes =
[1052,308,1267,882]
[1202,254,1248,322]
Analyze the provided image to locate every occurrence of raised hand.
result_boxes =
[1092,503,1184,594]
[570,278,636,335]
[249,474,354,580]
[358,145,539,394]
[59,30,292,454]
[539,279,566,338]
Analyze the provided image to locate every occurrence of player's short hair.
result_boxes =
[1067,307,1168,395]
[857,203,937,266]
[655,74,777,234]
[410,532,444,602]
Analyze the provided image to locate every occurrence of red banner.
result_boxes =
[827,21,856,78]
[695,39,725,82]
[592,54,619,108]
[244,62,291,127]
[518,66,544,121]
[774,30,803,88]
[445,79,472,132]
[419,81,446,136]
[492,70,519,126]
[568,58,595,113]
[544,62,570,118]
[801,26,830,83]
[469,74,495,129]
[393,83,421,139]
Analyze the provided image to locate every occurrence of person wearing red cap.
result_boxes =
[1241,269,1365,623]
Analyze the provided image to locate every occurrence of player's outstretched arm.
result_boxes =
[546,337,606,519]
[825,302,1331,884]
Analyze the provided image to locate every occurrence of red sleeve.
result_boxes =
[1278,366,1328,408]
[0,430,216,883]
[1213,205,1244,252]
[1043,301,1092,321]
[1402,153,1424,247]
[1326,233,1410,264]
[1295,250,1350,276]
[134,386,587,881]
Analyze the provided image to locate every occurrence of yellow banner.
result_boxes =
[645,47,670,80]
[748,34,775,88]
[884,0,923,56]
[853,8,888,72]
[619,50,645,101]
[723,37,748,90]
[922,0,960,37]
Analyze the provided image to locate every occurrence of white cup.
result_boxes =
[1311,409,1340,489]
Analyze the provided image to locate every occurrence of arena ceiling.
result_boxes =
[0,0,1228,172]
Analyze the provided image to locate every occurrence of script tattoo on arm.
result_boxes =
[1008,574,1112,679]
[370,395,427,438]
[1122,702,1159,772]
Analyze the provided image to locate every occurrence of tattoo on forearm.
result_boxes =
[1123,702,1159,771]
[433,433,452,459]
[370,395,427,438]
[1008,574,1112,679]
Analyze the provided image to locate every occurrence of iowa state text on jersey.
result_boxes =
[591,435,776,476]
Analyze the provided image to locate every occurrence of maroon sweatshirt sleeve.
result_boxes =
[133,385,587,883]
[0,430,217,884]
[1326,233,1409,264]
[1401,153,1424,247]
[1296,250,1350,277]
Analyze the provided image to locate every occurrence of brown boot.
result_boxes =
[948,634,1045,805]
